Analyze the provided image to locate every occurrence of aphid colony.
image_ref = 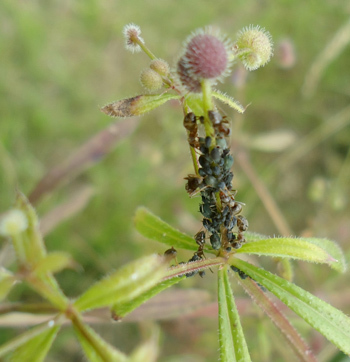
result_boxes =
[183,110,249,277]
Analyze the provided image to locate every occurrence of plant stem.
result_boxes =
[201,79,216,144]
[136,38,156,60]
[161,256,227,280]
[0,302,59,316]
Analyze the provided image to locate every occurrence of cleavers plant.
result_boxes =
[0,23,349,361]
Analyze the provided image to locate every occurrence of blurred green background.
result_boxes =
[1,0,350,361]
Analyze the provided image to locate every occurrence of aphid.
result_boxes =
[210,232,221,250]
[223,154,234,171]
[184,174,203,195]
[210,147,222,163]
[199,155,211,169]
[199,203,216,218]
[237,215,249,232]
[185,253,201,278]
[164,246,178,264]
[184,112,199,148]
[230,265,248,279]
[194,231,206,259]
[224,213,237,231]
[204,175,218,188]
[208,110,231,137]
[203,218,218,233]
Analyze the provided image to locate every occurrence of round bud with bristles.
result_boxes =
[123,23,144,53]
[177,27,232,91]
[235,25,273,71]
[0,209,28,236]
[150,59,170,76]
[140,68,163,91]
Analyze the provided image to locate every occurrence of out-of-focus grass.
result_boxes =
[0,0,350,360]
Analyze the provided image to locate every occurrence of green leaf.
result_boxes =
[33,251,75,275]
[10,325,60,362]
[74,254,167,312]
[301,237,346,272]
[0,269,17,302]
[237,236,345,271]
[15,191,47,265]
[232,258,350,355]
[111,276,185,320]
[212,90,245,113]
[217,266,251,362]
[73,315,127,362]
[184,94,205,116]
[101,94,181,118]
[134,207,208,252]
[0,320,60,358]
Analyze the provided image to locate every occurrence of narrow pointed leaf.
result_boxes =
[0,320,59,357]
[74,254,167,312]
[73,315,127,362]
[111,276,185,320]
[9,325,60,362]
[134,207,212,252]
[15,192,46,264]
[234,272,317,362]
[212,90,245,113]
[33,252,75,275]
[232,258,350,355]
[218,267,251,362]
[301,237,346,272]
[237,237,345,271]
[101,94,180,118]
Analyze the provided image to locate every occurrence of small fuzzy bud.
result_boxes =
[150,59,169,76]
[140,68,163,91]
[0,209,28,237]
[177,27,232,92]
[235,25,273,71]
[123,23,144,53]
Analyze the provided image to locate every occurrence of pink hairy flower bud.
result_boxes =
[177,27,232,91]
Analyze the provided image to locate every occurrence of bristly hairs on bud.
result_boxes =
[140,68,163,92]
[123,23,145,53]
[234,25,273,71]
[176,26,233,92]
[150,59,170,77]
